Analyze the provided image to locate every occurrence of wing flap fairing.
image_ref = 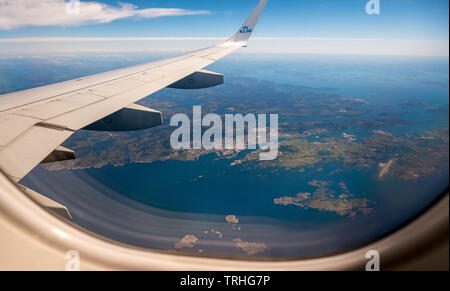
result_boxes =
[41,146,76,164]
[168,70,224,89]
[84,104,163,132]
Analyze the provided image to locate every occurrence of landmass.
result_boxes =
[226,215,239,224]
[174,235,198,249]
[378,159,395,179]
[274,180,373,217]
[174,215,267,256]
[233,238,269,256]
[39,77,448,185]
[238,128,449,181]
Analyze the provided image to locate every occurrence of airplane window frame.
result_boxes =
[0,170,448,270]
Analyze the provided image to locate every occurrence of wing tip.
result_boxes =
[219,0,268,47]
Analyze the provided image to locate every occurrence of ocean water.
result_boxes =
[209,54,450,106]
[23,155,448,258]
[2,52,448,258]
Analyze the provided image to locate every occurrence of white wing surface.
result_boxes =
[0,0,268,182]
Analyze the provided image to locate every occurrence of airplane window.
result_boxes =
[7,52,446,259]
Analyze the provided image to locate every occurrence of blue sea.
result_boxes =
[1,52,448,258]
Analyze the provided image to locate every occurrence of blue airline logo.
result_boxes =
[240,25,252,33]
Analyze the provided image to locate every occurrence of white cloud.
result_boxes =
[0,37,447,57]
[0,37,227,42]
[0,0,210,30]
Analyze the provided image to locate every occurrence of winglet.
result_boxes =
[219,0,268,47]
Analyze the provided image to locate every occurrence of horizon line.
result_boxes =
[1,37,449,43]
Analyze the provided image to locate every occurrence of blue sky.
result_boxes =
[0,0,448,56]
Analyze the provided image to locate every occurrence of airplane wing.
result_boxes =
[0,0,268,183]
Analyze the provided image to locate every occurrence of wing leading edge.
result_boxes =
[0,0,268,182]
